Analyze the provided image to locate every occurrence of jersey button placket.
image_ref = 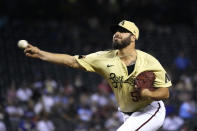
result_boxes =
[117,57,128,77]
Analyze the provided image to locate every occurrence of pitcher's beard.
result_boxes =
[112,36,131,49]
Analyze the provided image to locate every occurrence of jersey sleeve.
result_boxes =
[144,53,172,88]
[153,69,172,88]
[74,52,101,72]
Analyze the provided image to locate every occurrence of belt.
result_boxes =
[122,111,134,116]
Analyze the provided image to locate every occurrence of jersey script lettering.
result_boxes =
[109,73,135,88]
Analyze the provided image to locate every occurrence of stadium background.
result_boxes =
[0,0,197,130]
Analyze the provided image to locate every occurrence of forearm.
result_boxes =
[24,44,82,69]
[149,89,169,100]
[141,87,170,101]
[39,50,79,68]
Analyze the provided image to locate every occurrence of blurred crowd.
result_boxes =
[0,0,197,131]
[0,59,197,131]
[1,75,122,131]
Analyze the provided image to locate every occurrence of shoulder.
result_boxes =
[87,50,116,58]
[136,50,160,64]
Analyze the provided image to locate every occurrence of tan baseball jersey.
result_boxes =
[74,50,172,112]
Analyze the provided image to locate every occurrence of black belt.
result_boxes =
[122,112,134,115]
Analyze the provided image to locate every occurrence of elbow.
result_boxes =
[70,57,81,69]
[161,87,170,99]
[164,90,170,99]
[165,92,170,99]
[63,56,77,68]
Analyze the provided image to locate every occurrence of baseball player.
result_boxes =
[24,20,172,131]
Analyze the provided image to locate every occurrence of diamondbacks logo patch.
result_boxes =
[120,20,126,26]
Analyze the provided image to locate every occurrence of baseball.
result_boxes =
[17,40,29,49]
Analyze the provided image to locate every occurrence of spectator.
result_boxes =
[5,101,24,130]
[16,84,32,103]
[173,51,191,80]
[6,83,17,103]
[74,121,89,131]
[105,112,122,131]
[174,51,190,71]
[0,109,6,131]
[33,74,44,89]
[74,73,84,89]
[18,116,36,131]
[98,79,112,95]
[90,89,110,107]
[44,77,57,94]
[162,112,184,131]
[77,105,93,122]
[34,93,55,114]
[0,120,6,131]
[0,105,11,131]
[36,112,55,131]
[179,97,197,120]
[53,90,68,107]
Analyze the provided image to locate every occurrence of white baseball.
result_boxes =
[17,40,29,49]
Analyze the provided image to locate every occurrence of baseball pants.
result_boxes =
[117,101,165,131]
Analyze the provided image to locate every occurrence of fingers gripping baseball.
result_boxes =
[24,44,41,58]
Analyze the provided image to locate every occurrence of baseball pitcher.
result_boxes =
[24,20,172,131]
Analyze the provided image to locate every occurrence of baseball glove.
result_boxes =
[135,71,156,91]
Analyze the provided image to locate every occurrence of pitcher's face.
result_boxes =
[112,31,132,49]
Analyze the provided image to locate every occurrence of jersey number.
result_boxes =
[130,91,140,102]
